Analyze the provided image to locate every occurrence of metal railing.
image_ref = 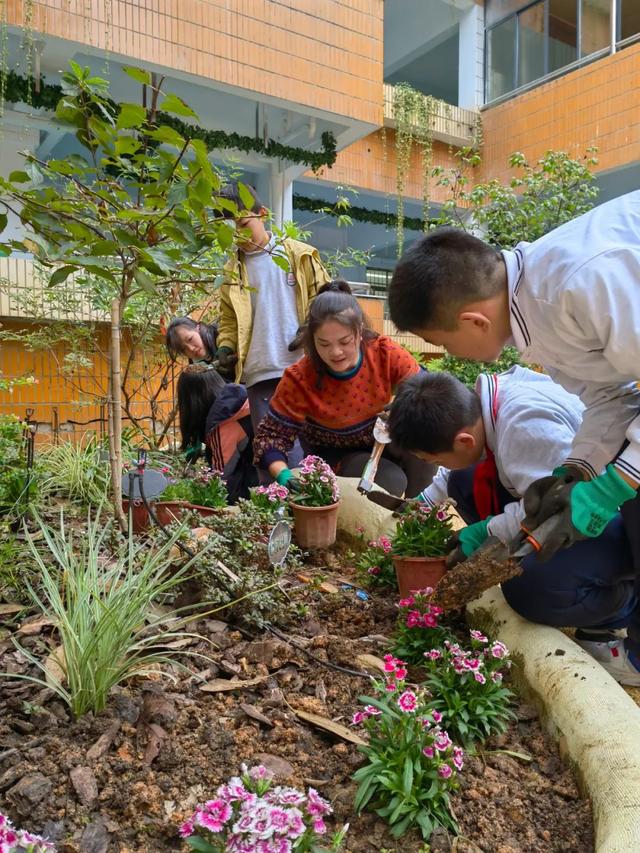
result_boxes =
[383,84,479,147]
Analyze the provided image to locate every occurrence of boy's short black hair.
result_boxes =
[218,181,263,219]
[388,227,503,332]
[389,370,482,454]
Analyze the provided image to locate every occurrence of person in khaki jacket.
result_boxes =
[215,182,330,481]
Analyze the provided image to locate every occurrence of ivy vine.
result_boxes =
[293,193,427,232]
[0,70,338,171]
[393,83,439,256]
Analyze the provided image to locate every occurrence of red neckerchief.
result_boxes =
[472,374,501,519]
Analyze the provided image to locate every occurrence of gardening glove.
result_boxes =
[213,346,238,371]
[276,467,303,493]
[529,465,637,562]
[184,443,202,463]
[521,465,586,527]
[445,518,492,569]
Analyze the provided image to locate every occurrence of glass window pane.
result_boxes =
[581,0,610,55]
[620,1,640,41]
[548,0,577,71]
[486,0,528,27]
[487,16,516,100]
[518,3,546,87]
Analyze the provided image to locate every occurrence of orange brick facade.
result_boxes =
[479,43,640,185]
[8,0,384,125]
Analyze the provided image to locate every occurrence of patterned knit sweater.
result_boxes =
[253,335,420,467]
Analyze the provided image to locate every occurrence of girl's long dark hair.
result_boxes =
[302,279,377,386]
[177,364,226,450]
[166,317,218,361]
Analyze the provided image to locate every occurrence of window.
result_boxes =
[620,1,640,42]
[365,268,392,297]
[486,0,612,102]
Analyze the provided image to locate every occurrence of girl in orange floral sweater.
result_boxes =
[253,281,434,497]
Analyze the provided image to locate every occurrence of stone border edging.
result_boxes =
[468,587,640,853]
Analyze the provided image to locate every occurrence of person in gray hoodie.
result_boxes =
[388,367,635,665]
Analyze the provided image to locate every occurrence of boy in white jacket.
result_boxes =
[388,192,640,684]
[388,368,635,666]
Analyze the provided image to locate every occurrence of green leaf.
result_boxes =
[133,267,156,293]
[402,755,414,796]
[0,244,11,257]
[238,181,256,212]
[0,213,7,234]
[48,265,78,287]
[123,66,152,85]
[117,103,147,130]
[271,253,291,274]
[160,94,198,119]
[146,125,186,148]
[8,170,30,183]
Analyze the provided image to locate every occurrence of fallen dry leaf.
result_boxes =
[199,675,267,693]
[44,645,66,687]
[240,703,273,727]
[18,616,55,636]
[0,604,25,617]
[291,708,366,746]
[355,653,386,674]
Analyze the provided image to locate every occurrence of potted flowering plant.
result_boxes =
[179,763,348,852]
[289,455,341,549]
[391,502,455,596]
[156,466,228,524]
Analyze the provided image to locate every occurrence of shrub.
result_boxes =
[162,466,228,508]
[422,631,516,747]
[352,655,463,839]
[180,764,348,852]
[427,346,523,389]
[0,414,37,519]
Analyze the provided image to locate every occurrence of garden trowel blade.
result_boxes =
[365,491,405,512]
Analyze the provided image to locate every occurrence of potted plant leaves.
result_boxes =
[288,455,341,549]
[155,467,228,523]
[391,502,455,596]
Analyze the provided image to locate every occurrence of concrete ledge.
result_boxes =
[468,587,640,853]
[335,476,397,542]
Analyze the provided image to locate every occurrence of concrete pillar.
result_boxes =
[269,166,293,227]
[458,3,484,108]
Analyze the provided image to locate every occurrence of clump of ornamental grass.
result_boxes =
[352,655,463,840]
[391,588,453,665]
[180,763,348,852]
[422,630,516,747]
[3,509,214,718]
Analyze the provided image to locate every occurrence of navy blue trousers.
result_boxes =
[448,466,637,631]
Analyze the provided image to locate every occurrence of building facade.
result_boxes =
[1,0,639,438]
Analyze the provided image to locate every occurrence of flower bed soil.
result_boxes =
[0,552,594,853]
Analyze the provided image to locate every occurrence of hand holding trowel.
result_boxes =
[431,514,560,611]
[357,414,422,512]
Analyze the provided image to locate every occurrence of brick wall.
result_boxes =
[9,0,384,125]
[480,43,640,183]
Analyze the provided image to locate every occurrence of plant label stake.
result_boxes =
[268,508,292,567]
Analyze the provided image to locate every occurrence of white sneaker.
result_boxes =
[596,640,640,687]
[574,628,628,663]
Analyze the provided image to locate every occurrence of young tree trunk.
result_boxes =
[109,297,127,531]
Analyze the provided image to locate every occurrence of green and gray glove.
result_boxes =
[184,443,202,463]
[445,517,493,569]
[276,467,303,493]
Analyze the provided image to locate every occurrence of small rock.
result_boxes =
[516,703,538,721]
[429,825,452,852]
[301,619,323,637]
[6,773,52,815]
[40,820,65,843]
[86,721,121,762]
[141,690,177,728]
[70,766,99,807]
[256,753,295,780]
[0,766,24,792]
[31,709,58,731]
[0,748,19,766]
[113,693,140,724]
[244,640,278,666]
[205,619,228,633]
[80,818,111,853]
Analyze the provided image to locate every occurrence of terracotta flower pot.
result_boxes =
[155,502,225,525]
[289,500,341,549]
[122,498,151,533]
[392,555,447,598]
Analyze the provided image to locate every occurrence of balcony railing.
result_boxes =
[0,256,107,323]
[383,83,478,148]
